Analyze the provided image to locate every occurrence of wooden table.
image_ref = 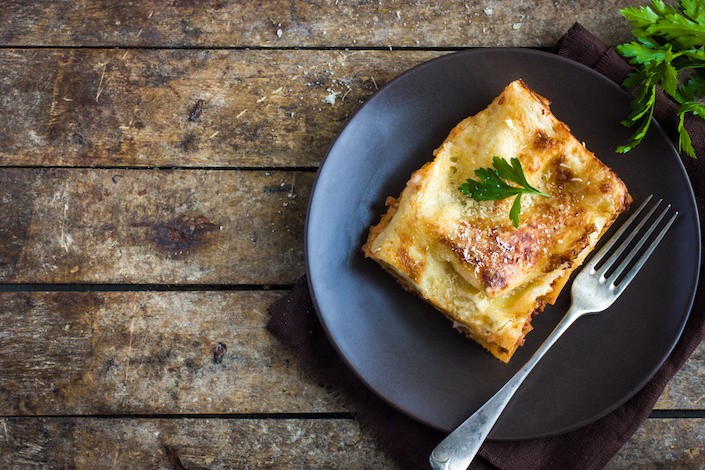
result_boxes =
[0,1,702,468]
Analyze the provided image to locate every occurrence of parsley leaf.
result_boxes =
[459,156,550,228]
[616,0,705,158]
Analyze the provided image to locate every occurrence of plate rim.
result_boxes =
[304,47,701,438]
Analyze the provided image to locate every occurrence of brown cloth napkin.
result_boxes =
[268,23,705,470]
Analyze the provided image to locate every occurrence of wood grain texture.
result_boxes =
[655,340,705,410]
[0,169,310,284]
[2,0,644,48]
[0,290,701,416]
[0,417,703,469]
[0,291,343,415]
[0,48,439,167]
[607,419,705,469]
[1,1,701,467]
[0,417,398,469]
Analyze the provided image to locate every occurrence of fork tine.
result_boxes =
[612,209,678,296]
[587,194,654,274]
[594,198,662,280]
[607,203,672,283]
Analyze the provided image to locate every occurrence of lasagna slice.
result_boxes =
[363,79,631,363]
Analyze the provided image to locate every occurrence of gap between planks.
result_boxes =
[0,165,319,171]
[0,412,354,420]
[0,284,295,292]
[0,44,515,52]
[1,411,703,420]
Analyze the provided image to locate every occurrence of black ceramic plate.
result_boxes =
[305,49,700,439]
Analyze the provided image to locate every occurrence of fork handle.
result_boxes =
[429,306,585,470]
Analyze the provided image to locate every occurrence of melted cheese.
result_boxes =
[362,79,631,363]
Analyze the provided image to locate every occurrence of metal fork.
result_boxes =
[429,195,678,470]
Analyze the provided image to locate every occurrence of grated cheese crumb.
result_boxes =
[323,91,340,105]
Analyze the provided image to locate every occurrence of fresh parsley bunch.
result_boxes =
[616,0,705,158]
[459,156,550,228]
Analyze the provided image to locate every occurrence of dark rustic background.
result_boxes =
[0,1,702,467]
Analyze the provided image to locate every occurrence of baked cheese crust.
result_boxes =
[363,79,631,363]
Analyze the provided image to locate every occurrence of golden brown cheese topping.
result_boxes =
[363,79,631,363]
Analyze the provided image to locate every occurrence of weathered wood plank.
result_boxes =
[0,290,702,415]
[0,169,309,284]
[608,418,705,469]
[0,417,702,469]
[0,417,398,469]
[0,291,343,415]
[0,49,439,167]
[655,340,705,410]
[2,0,644,48]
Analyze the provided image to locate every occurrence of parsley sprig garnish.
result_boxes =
[616,0,705,158]
[459,156,550,228]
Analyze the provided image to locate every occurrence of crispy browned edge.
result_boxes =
[362,199,628,363]
[361,81,632,363]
